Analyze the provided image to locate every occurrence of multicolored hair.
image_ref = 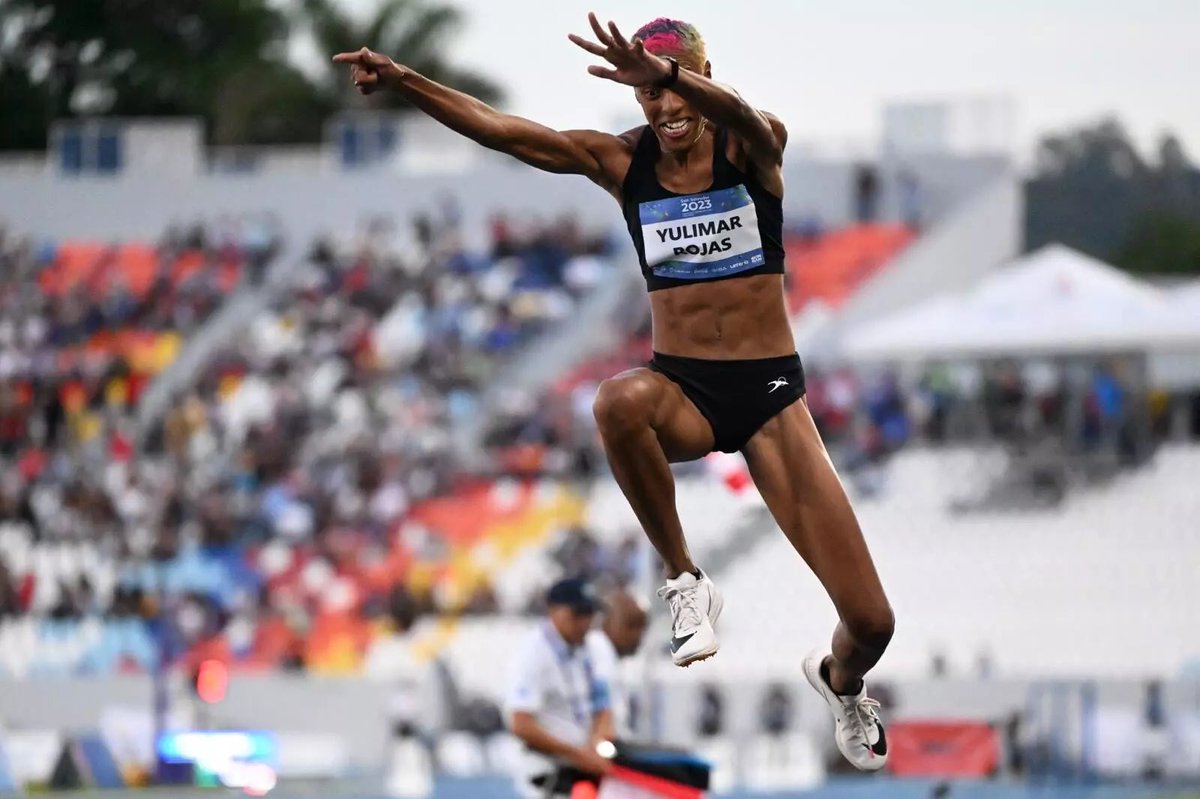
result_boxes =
[633,18,707,72]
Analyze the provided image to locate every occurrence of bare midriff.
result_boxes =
[649,273,795,360]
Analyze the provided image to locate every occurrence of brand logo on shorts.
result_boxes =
[767,377,789,393]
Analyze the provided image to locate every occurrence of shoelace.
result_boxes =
[844,696,883,744]
[656,583,703,635]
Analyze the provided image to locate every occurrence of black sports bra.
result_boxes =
[620,125,786,292]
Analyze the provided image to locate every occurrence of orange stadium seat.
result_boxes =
[39,242,109,296]
[113,243,160,297]
[170,250,207,285]
[405,482,525,548]
[304,612,372,673]
[785,223,915,312]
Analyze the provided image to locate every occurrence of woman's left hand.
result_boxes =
[569,12,671,87]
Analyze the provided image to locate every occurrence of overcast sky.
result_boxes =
[324,0,1198,165]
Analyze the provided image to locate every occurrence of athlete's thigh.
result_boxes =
[741,399,888,613]
[604,366,715,462]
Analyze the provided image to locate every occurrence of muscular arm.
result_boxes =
[397,70,617,179]
[336,50,629,195]
[665,69,785,174]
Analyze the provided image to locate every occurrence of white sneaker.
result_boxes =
[803,650,888,771]
[657,570,724,667]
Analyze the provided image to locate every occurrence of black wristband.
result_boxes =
[653,56,679,89]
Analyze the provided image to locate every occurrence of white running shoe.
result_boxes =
[657,570,724,667]
[803,650,889,771]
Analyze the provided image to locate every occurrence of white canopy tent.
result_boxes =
[842,244,1200,362]
[1150,280,1200,389]
[1175,279,1200,318]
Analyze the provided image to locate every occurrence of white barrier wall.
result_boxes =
[0,674,391,771]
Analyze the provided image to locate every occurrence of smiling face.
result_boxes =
[636,70,710,154]
[632,17,710,154]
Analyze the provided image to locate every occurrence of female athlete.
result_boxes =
[335,13,894,770]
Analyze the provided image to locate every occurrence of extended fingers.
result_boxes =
[332,46,372,64]
[607,20,630,50]
[587,64,619,81]
[588,12,613,45]
[568,33,606,56]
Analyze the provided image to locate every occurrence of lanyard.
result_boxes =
[542,624,595,727]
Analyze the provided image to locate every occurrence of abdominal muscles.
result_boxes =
[649,274,794,359]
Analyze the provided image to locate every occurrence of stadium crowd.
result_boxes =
[0,208,1175,678]
[0,208,625,676]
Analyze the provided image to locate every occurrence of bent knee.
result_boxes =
[593,372,661,435]
[844,603,895,649]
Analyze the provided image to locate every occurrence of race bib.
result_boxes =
[639,185,765,281]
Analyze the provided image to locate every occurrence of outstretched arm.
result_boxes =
[333,48,627,194]
[569,14,784,174]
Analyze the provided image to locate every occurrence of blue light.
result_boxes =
[157,731,277,766]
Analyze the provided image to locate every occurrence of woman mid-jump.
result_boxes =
[336,12,894,770]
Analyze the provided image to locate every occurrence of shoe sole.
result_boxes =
[675,643,719,668]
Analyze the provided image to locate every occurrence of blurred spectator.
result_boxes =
[698,683,726,738]
[855,163,879,223]
[760,683,795,736]
[898,168,923,230]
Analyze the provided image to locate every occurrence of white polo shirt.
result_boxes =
[585,630,632,738]
[505,621,611,792]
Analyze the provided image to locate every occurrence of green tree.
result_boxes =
[1025,119,1200,275]
[1025,119,1149,259]
[302,0,503,111]
[0,0,331,147]
[1118,212,1200,276]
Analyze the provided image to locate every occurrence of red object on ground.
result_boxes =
[601,765,704,799]
[886,720,1000,777]
[571,782,598,799]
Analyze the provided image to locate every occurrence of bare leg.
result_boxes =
[742,398,894,693]
[593,368,715,577]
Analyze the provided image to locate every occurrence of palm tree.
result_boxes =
[303,0,504,110]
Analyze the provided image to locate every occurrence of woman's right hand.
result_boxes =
[332,47,405,95]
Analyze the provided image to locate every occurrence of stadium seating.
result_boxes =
[4,211,1195,699]
[714,444,1200,680]
[784,223,916,312]
[0,211,621,677]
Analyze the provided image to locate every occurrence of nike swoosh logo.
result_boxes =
[863,725,888,757]
[669,633,695,653]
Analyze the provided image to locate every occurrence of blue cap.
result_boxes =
[546,577,602,614]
